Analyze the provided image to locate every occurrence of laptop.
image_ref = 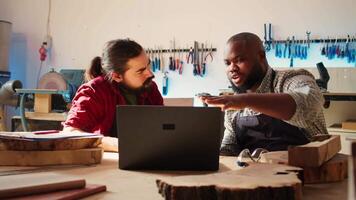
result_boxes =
[116,105,224,171]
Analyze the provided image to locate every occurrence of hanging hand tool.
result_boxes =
[154,49,159,72]
[306,31,311,48]
[202,43,213,76]
[154,46,159,71]
[172,39,176,70]
[148,49,156,72]
[175,47,180,73]
[321,39,326,55]
[200,43,205,76]
[162,71,169,95]
[268,23,273,48]
[264,23,272,51]
[283,38,289,58]
[179,49,184,74]
[290,36,295,67]
[193,41,199,76]
[160,47,165,73]
[204,44,214,63]
[169,40,173,71]
[186,47,194,64]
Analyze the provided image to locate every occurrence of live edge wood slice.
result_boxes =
[156,163,303,200]
[0,148,103,166]
[0,131,102,151]
[0,137,102,151]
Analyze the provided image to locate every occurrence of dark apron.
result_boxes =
[233,70,310,154]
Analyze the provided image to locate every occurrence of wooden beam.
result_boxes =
[288,135,341,167]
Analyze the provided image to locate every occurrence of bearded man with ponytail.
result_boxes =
[62,39,163,152]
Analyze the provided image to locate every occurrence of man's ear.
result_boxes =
[258,50,266,60]
[112,72,123,83]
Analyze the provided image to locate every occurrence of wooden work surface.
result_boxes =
[0,153,348,200]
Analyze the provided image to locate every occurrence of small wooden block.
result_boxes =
[288,135,341,167]
[34,93,52,113]
[156,163,303,200]
[342,120,356,130]
[303,153,348,184]
[0,148,102,166]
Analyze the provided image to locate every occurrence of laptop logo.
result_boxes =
[162,124,175,130]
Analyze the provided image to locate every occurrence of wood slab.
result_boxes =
[156,163,303,200]
[261,151,348,184]
[0,137,101,151]
[288,135,341,167]
[0,131,102,151]
[0,148,102,166]
[303,153,348,184]
[0,173,85,199]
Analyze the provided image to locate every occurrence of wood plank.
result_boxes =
[342,120,356,130]
[0,173,85,199]
[0,137,102,151]
[15,112,68,121]
[288,135,341,167]
[34,93,52,113]
[0,148,103,166]
[156,163,303,200]
[9,184,106,200]
[163,98,194,106]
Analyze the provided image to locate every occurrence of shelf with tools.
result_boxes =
[145,41,217,76]
[145,40,217,96]
[263,23,356,67]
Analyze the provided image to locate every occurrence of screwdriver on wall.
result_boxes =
[169,41,173,70]
[179,50,184,74]
[175,48,180,73]
[155,46,160,71]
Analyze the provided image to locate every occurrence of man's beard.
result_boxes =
[229,63,265,93]
[120,76,154,93]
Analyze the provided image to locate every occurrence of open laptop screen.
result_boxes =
[117,106,224,171]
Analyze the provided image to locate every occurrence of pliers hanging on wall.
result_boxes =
[186,47,194,64]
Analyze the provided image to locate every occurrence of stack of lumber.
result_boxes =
[287,135,348,184]
[0,131,103,166]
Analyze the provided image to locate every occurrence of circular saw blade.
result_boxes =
[38,71,67,90]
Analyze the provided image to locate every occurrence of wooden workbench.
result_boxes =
[0,153,348,200]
